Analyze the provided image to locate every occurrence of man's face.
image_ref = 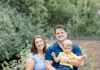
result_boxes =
[55,28,67,42]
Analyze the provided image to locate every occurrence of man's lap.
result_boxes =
[57,65,73,70]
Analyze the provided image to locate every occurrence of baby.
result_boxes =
[51,40,85,70]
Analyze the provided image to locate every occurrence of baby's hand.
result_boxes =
[51,52,56,57]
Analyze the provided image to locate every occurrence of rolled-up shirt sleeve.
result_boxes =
[45,47,53,61]
[72,44,82,56]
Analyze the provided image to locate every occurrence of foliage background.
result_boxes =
[0,0,100,70]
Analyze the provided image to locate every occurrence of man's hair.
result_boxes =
[54,24,67,33]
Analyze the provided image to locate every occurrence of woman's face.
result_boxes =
[35,38,45,50]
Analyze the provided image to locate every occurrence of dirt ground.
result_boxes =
[72,38,100,70]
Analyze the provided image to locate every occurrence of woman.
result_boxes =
[26,36,46,70]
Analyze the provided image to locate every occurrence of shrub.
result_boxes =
[2,45,31,70]
[0,2,45,61]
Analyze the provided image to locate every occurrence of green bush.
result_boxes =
[2,45,30,70]
[67,0,100,37]
[0,2,45,61]
[1,0,100,37]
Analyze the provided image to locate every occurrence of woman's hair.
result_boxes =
[31,35,46,54]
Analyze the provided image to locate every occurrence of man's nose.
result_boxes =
[59,32,63,35]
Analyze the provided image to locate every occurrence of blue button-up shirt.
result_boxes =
[45,42,82,70]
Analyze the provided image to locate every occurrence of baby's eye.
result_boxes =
[67,44,72,46]
[64,48,67,49]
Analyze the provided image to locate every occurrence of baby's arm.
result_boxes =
[51,52,60,63]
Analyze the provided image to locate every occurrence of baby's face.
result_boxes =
[64,40,72,53]
[64,44,72,53]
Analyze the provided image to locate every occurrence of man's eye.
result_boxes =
[61,32,64,34]
[57,33,60,35]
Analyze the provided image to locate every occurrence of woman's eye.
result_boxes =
[35,41,39,44]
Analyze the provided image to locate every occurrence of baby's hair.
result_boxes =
[64,39,73,48]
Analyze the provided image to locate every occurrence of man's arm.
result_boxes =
[70,57,84,66]
[71,44,85,66]
[61,56,84,67]
[45,60,56,70]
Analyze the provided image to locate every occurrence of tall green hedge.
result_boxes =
[0,2,45,61]
[67,0,100,37]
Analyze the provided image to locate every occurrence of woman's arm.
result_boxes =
[26,58,34,70]
[45,60,56,70]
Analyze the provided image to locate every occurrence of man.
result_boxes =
[45,25,84,70]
